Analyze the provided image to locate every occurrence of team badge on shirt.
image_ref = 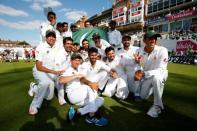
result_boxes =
[47,50,49,54]
[163,58,168,63]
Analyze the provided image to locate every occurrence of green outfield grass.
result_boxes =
[0,61,196,131]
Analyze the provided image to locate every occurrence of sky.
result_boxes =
[0,0,113,46]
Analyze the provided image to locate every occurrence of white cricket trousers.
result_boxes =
[30,68,55,108]
[55,80,66,103]
[126,68,140,94]
[102,74,129,99]
[67,85,104,115]
[138,75,166,109]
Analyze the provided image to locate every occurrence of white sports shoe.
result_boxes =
[29,106,38,115]
[147,105,162,118]
[28,82,36,97]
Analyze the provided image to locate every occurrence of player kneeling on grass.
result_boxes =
[102,46,130,99]
[133,31,168,118]
[28,30,65,115]
[59,53,108,127]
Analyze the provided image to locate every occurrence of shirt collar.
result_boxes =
[143,45,159,54]
[87,60,97,67]
[154,45,159,51]
[43,41,57,48]
[71,66,78,72]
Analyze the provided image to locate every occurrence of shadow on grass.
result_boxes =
[19,97,197,131]
[107,72,197,130]
[19,105,60,131]
[19,72,197,131]
[106,96,196,131]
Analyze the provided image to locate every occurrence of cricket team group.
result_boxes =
[28,11,168,127]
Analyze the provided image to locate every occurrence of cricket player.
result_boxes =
[102,46,130,99]
[53,37,74,105]
[117,34,140,96]
[40,11,57,43]
[54,22,64,48]
[79,47,111,92]
[59,53,108,126]
[91,33,110,59]
[134,31,168,118]
[80,38,89,62]
[28,30,64,115]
